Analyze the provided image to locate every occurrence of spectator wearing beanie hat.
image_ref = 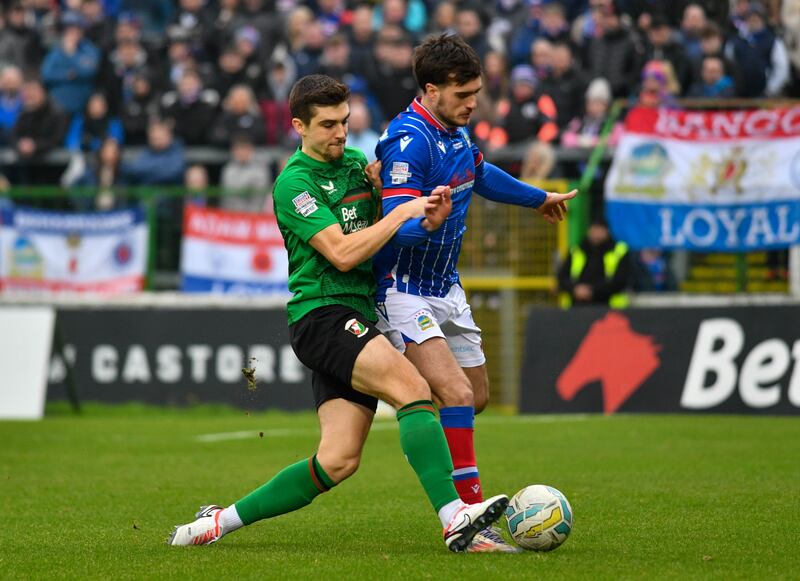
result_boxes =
[497,64,559,145]
[725,1,789,97]
[561,77,623,148]
[638,59,680,108]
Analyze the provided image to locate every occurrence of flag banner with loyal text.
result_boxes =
[180,204,289,294]
[0,204,147,293]
[605,106,800,251]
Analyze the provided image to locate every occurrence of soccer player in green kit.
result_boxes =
[168,75,508,552]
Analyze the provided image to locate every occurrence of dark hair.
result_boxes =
[412,33,482,90]
[649,13,671,30]
[289,74,350,124]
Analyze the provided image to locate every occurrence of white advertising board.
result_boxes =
[0,307,55,419]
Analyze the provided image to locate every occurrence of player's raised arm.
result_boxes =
[308,189,449,272]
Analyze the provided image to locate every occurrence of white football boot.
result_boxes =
[465,525,522,553]
[443,494,509,552]
[167,505,224,546]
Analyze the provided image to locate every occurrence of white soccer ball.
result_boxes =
[505,484,574,551]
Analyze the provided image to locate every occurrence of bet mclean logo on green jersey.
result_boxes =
[341,206,369,234]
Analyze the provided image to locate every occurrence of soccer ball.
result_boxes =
[505,484,573,551]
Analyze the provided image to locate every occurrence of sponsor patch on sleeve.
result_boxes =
[390,162,412,185]
[292,191,319,217]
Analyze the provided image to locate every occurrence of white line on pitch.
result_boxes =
[194,414,590,443]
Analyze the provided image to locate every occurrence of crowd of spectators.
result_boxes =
[0,0,799,202]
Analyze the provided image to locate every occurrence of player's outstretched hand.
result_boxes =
[536,189,578,224]
[365,160,383,193]
[422,185,452,231]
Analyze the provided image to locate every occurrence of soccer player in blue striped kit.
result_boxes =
[374,34,577,552]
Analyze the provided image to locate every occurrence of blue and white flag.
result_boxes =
[605,107,800,251]
[0,205,148,293]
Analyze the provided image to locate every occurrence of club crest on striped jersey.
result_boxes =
[345,318,369,337]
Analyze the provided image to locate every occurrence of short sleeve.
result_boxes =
[273,175,338,243]
[377,129,429,199]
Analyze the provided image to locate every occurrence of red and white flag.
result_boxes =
[180,204,289,295]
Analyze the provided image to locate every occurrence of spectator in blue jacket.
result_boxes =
[725,2,789,97]
[687,55,736,97]
[120,118,185,185]
[509,1,544,67]
[120,116,186,270]
[0,65,23,145]
[40,11,100,117]
[65,92,124,153]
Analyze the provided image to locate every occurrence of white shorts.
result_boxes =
[375,284,485,367]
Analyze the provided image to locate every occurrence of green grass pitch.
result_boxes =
[1,404,798,580]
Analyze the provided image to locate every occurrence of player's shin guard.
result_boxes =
[440,406,483,504]
[234,454,335,525]
[396,400,460,512]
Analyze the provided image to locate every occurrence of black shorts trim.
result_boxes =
[289,305,381,412]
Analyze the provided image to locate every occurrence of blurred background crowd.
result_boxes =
[1,0,799,200]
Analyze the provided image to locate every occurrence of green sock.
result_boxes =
[234,455,335,526]
[396,400,460,513]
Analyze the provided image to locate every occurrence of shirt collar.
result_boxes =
[411,97,456,133]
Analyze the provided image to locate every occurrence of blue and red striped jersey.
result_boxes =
[374,98,484,299]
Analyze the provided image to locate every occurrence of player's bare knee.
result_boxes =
[436,378,474,407]
[332,455,361,482]
[318,452,361,484]
[474,390,489,413]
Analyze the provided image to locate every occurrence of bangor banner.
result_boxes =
[180,205,289,294]
[605,107,800,251]
[0,204,147,293]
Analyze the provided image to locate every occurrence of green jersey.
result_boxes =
[273,146,380,325]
